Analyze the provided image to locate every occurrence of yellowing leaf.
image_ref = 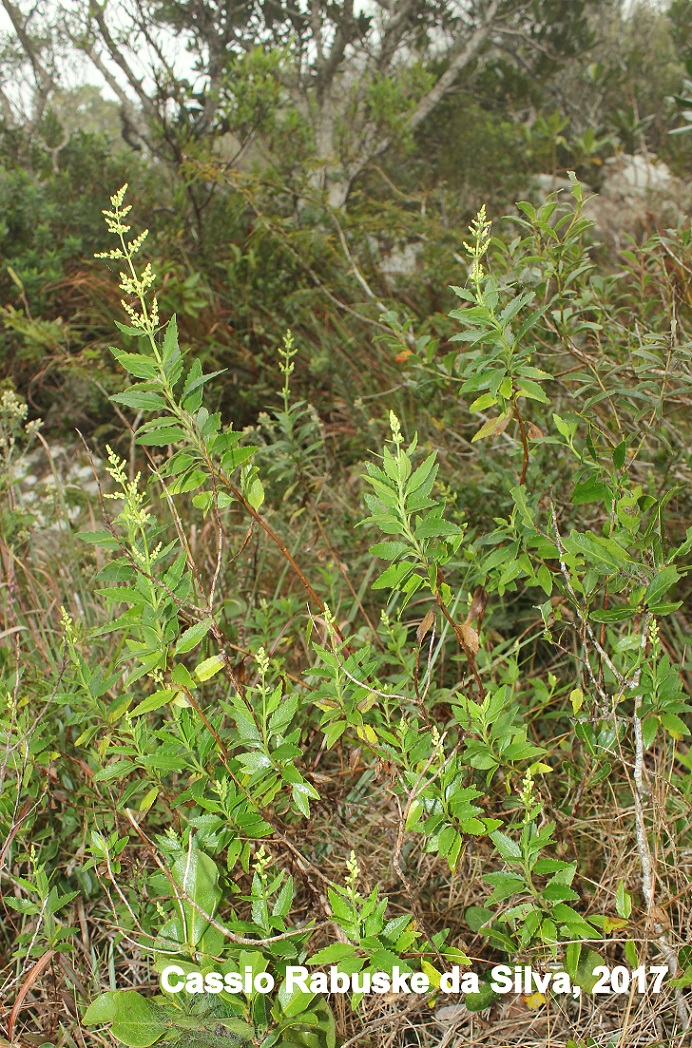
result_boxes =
[139,786,159,812]
[570,687,584,715]
[421,960,442,989]
[362,724,377,744]
[6,265,24,291]
[357,692,378,713]
[108,696,132,723]
[602,916,628,933]
[471,413,510,443]
[194,654,224,681]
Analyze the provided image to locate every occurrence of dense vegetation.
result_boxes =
[1,2,692,1047]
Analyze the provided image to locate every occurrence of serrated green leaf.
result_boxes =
[163,316,179,362]
[369,541,410,560]
[130,689,177,716]
[175,619,211,654]
[76,529,119,550]
[372,560,413,590]
[111,390,167,412]
[111,350,158,380]
[136,427,187,446]
[645,565,680,606]
[490,830,521,861]
[308,943,356,964]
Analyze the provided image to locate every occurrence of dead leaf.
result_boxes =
[527,421,544,440]
[7,950,56,1042]
[454,622,479,655]
[435,1004,466,1024]
[376,759,396,782]
[494,413,512,436]
[472,413,511,443]
[648,904,671,932]
[466,586,488,624]
[309,772,332,785]
[349,747,362,773]
[416,608,435,646]
[505,994,526,1019]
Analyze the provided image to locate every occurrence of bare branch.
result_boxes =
[0,82,16,127]
[631,617,690,1031]
[405,0,502,133]
[310,0,324,65]
[315,0,356,99]
[0,0,56,98]
[87,0,158,120]
[75,37,152,148]
[376,0,417,71]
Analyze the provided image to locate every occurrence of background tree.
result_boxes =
[4,0,607,207]
[0,0,689,421]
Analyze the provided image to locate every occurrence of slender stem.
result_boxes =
[514,400,530,486]
[211,461,349,648]
[630,617,690,1031]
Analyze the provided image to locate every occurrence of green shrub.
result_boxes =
[2,179,691,1047]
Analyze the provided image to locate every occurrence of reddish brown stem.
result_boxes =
[433,585,485,699]
[213,467,349,649]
